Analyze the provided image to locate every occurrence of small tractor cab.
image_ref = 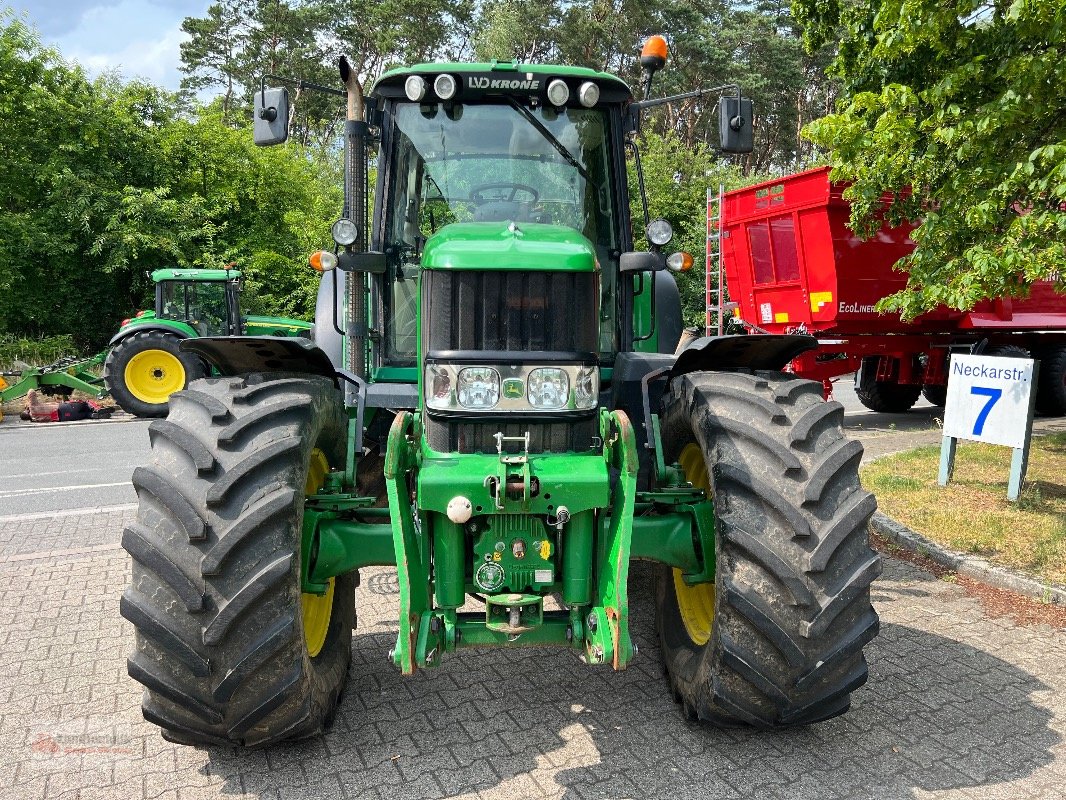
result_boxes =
[121,38,882,748]
[104,268,311,417]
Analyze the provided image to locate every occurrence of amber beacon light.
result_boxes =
[640,35,669,73]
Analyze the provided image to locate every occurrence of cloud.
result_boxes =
[15,0,209,89]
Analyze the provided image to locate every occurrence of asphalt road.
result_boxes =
[0,416,150,517]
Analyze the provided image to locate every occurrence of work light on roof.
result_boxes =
[404,75,427,102]
[547,79,570,107]
[434,73,457,100]
[578,81,600,107]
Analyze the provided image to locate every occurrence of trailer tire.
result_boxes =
[656,371,881,728]
[122,373,354,747]
[1035,346,1066,416]
[921,384,947,407]
[854,357,921,413]
[105,331,205,418]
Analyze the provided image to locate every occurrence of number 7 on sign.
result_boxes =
[970,386,1002,435]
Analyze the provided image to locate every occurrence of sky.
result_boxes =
[9,0,210,89]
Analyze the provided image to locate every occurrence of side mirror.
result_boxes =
[718,95,754,154]
[254,87,289,146]
[619,251,666,274]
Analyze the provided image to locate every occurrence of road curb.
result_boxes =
[870,511,1066,605]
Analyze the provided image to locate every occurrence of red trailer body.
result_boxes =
[713,167,1066,413]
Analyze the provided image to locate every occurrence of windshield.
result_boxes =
[382,102,620,364]
[159,281,228,336]
[388,103,618,250]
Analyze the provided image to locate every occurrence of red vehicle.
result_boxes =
[711,167,1066,414]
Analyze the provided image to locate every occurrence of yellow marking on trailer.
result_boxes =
[774,312,790,323]
[810,291,833,313]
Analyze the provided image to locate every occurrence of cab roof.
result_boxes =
[152,268,239,282]
[373,62,632,101]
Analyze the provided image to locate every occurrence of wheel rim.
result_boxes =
[673,443,716,646]
[301,448,334,658]
[124,350,186,404]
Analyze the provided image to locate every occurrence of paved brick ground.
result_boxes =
[1,508,1064,800]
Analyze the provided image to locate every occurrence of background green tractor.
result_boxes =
[104,268,312,417]
[120,38,881,748]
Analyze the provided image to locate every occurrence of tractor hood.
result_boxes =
[420,222,597,272]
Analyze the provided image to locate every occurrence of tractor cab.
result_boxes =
[153,268,241,336]
[371,65,632,368]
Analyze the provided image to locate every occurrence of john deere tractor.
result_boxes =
[104,268,312,417]
[121,38,881,748]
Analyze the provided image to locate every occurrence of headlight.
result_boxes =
[428,365,452,403]
[434,73,457,100]
[577,81,599,107]
[646,218,673,247]
[575,366,597,407]
[527,368,569,409]
[547,79,570,106]
[331,218,358,246]
[425,363,598,412]
[405,75,427,102]
[457,367,500,409]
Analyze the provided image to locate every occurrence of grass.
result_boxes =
[0,334,80,372]
[862,433,1066,586]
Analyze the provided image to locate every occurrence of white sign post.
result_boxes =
[939,354,1039,501]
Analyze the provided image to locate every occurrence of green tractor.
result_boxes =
[104,268,312,417]
[121,39,881,748]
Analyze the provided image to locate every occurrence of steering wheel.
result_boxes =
[469,183,539,205]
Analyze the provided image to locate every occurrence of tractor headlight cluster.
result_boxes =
[425,362,599,413]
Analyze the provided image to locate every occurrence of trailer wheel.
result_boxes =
[854,358,920,413]
[921,384,947,407]
[656,371,881,728]
[105,331,205,418]
[1035,346,1066,416]
[122,373,354,747]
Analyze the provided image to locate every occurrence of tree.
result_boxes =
[629,132,745,327]
[792,0,1066,319]
[0,14,341,348]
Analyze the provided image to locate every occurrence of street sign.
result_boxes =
[938,354,1038,501]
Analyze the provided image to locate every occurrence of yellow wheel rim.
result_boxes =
[673,443,716,646]
[301,448,334,658]
[124,350,186,405]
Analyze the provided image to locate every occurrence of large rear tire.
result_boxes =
[105,331,205,417]
[121,373,353,747]
[656,371,881,728]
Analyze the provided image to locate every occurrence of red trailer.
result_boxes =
[710,167,1066,414]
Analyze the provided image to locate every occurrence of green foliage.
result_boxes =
[628,132,746,327]
[0,333,78,371]
[792,0,1066,319]
[0,14,340,349]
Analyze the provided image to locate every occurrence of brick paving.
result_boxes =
[1,507,1065,799]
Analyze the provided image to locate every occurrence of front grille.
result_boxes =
[423,270,598,353]
[422,269,599,454]
[425,418,599,454]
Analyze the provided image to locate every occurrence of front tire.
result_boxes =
[105,331,206,417]
[656,371,881,728]
[121,373,353,747]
